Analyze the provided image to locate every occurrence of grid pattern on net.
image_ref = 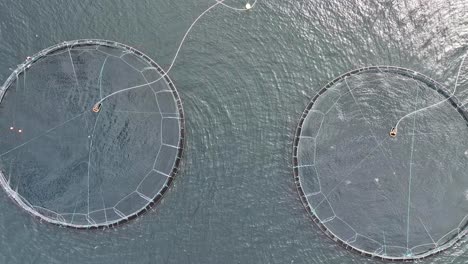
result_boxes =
[0,40,185,229]
[292,66,468,261]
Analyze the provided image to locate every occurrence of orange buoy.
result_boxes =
[92,103,101,113]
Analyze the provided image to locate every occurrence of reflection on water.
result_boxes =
[0,0,466,263]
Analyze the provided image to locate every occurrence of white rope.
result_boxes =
[95,0,256,107]
[393,53,467,131]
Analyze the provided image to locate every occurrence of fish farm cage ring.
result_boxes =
[293,66,468,261]
[0,39,185,229]
[0,40,185,229]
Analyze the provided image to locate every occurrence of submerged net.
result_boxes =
[293,66,468,261]
[0,39,184,228]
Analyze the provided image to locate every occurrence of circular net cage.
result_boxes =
[293,66,468,261]
[0,39,184,229]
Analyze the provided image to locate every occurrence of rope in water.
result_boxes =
[390,53,467,137]
[93,0,257,112]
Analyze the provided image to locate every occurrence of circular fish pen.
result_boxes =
[293,66,468,261]
[0,39,185,229]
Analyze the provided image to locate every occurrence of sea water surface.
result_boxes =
[0,0,467,263]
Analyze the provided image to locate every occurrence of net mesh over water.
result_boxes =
[293,66,468,261]
[0,40,184,228]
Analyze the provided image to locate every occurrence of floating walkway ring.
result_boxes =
[293,66,468,261]
[0,39,185,229]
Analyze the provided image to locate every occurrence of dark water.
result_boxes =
[0,0,467,263]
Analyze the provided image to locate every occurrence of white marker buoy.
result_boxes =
[10,126,14,130]
[245,3,252,9]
